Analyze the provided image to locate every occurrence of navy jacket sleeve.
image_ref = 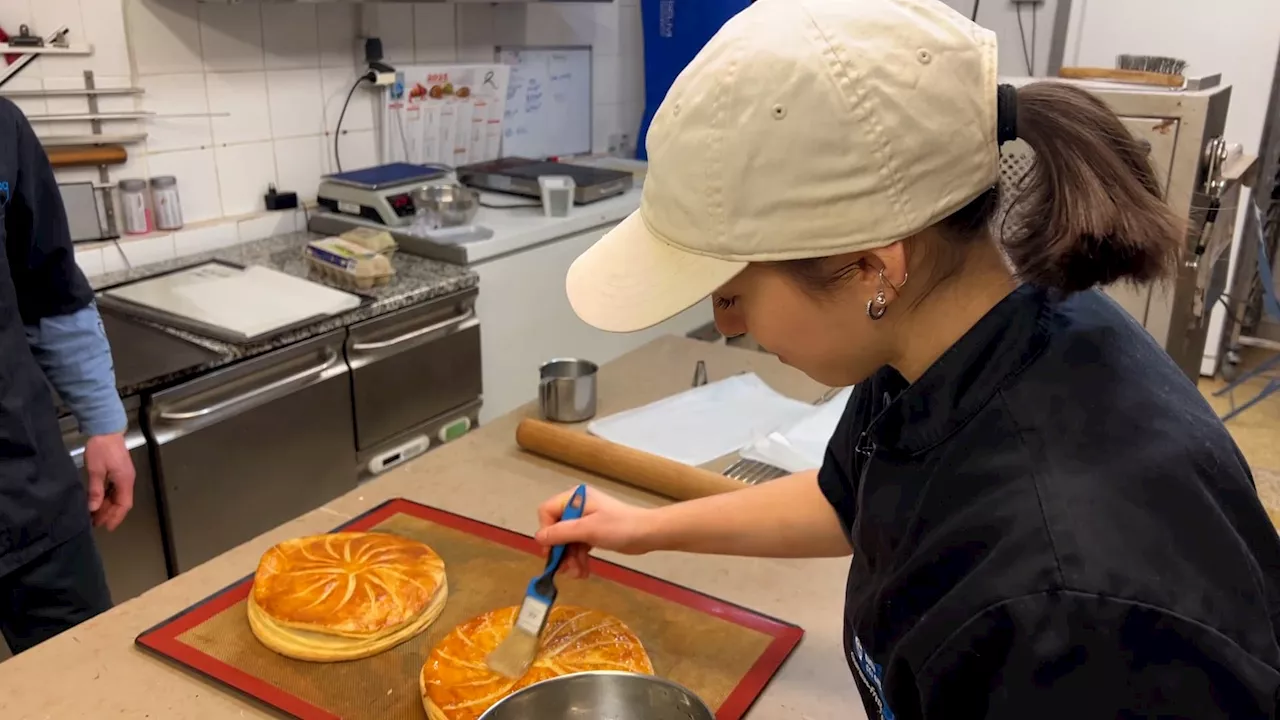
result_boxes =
[1,98,94,325]
[918,592,1280,719]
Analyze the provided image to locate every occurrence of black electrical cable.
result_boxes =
[1217,292,1255,331]
[334,75,370,173]
[971,0,981,20]
[1016,4,1034,75]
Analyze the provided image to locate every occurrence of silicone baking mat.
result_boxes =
[136,499,803,719]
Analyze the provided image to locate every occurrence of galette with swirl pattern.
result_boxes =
[419,605,654,720]
[248,532,448,662]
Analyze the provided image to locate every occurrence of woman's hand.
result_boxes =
[535,487,655,579]
[534,472,850,578]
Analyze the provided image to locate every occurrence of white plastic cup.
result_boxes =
[538,175,575,218]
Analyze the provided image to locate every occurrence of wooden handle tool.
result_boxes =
[515,418,749,501]
[46,144,127,168]
[1057,67,1184,88]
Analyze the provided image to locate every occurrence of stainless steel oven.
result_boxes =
[346,288,482,481]
[147,329,358,574]
[61,395,170,604]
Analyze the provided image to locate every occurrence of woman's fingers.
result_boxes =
[537,489,577,528]
[570,544,591,578]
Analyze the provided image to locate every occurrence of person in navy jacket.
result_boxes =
[0,97,134,653]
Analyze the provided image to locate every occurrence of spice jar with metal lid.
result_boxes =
[118,179,149,235]
[149,175,183,231]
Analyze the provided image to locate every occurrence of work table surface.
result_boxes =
[0,336,860,719]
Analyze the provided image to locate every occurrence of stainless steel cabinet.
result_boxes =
[148,329,358,574]
[60,395,169,604]
[347,289,482,478]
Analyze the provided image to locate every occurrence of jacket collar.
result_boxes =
[867,284,1052,455]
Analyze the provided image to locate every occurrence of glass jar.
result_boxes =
[149,175,183,231]
[118,179,149,235]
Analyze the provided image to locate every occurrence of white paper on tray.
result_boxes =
[739,386,855,472]
[587,373,813,467]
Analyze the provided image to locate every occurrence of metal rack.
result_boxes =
[0,20,149,240]
[1222,46,1280,371]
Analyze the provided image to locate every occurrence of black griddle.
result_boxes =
[457,157,633,204]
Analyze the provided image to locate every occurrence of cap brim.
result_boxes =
[566,210,747,333]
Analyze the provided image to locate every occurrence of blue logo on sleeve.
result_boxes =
[852,636,896,720]
[0,180,10,206]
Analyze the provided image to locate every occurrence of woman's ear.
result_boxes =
[864,241,910,295]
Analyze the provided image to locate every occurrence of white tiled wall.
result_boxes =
[0,0,645,279]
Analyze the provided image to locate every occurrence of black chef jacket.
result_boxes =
[0,97,95,576]
[819,284,1280,719]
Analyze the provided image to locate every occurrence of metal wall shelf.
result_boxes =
[28,111,226,122]
[0,87,143,98]
[38,133,147,147]
[0,43,92,55]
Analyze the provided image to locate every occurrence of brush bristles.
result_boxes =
[1117,54,1187,76]
[486,628,540,679]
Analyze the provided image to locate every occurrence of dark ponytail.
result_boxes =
[1001,82,1183,293]
[783,81,1184,299]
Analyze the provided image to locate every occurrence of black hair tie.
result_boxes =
[996,84,1018,145]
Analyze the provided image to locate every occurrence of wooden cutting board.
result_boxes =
[136,499,802,720]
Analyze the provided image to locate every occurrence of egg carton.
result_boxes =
[305,254,395,291]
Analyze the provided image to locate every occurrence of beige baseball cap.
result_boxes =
[566,0,1001,332]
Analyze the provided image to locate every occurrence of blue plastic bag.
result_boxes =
[636,0,752,160]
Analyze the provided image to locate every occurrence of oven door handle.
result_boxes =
[350,308,476,352]
[158,349,341,421]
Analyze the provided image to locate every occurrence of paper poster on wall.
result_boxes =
[381,64,511,166]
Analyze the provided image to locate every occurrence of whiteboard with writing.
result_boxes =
[497,46,592,159]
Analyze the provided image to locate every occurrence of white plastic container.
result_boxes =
[118,179,149,235]
[149,175,184,231]
[538,175,575,218]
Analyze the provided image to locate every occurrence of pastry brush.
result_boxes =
[486,483,587,679]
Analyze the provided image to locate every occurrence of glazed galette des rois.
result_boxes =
[248,532,448,662]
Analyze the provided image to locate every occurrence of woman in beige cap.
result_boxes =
[536,0,1280,717]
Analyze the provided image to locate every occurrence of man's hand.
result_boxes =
[84,432,135,531]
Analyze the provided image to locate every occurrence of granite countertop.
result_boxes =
[92,231,478,396]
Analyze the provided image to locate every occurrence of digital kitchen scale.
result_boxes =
[316,163,454,227]
[457,157,633,204]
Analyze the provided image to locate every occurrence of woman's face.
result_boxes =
[711,256,898,387]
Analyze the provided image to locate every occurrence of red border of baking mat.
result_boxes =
[136,498,804,720]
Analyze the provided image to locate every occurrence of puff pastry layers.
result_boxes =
[419,605,653,720]
[248,532,447,662]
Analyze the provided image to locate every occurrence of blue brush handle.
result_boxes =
[526,484,587,603]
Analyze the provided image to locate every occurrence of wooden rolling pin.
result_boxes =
[515,418,750,501]
[46,144,127,168]
[1058,67,1184,88]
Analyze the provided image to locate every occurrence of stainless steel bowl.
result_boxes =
[413,184,480,228]
[477,672,714,720]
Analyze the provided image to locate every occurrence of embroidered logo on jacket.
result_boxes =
[0,180,10,206]
[852,636,896,720]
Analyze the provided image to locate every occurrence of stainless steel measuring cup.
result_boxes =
[539,358,598,422]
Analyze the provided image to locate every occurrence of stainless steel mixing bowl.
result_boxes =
[476,672,714,720]
[413,184,480,228]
